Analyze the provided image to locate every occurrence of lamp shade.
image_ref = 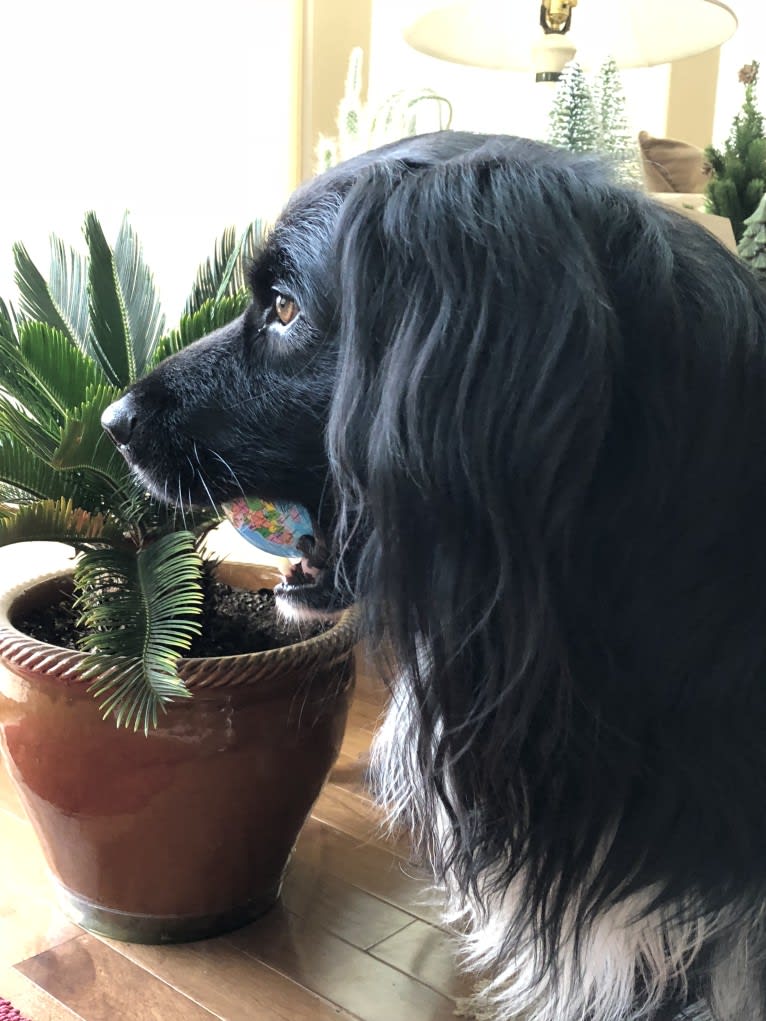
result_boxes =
[404,0,738,71]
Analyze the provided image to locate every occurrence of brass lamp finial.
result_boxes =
[541,0,578,34]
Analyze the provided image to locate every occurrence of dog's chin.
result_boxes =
[274,561,349,624]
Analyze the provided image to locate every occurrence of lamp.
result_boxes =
[404,0,738,81]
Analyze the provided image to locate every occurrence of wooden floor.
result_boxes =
[0,651,467,1021]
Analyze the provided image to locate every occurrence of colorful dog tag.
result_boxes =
[222,497,314,558]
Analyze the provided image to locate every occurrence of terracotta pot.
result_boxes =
[0,561,356,944]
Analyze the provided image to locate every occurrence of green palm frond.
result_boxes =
[84,212,135,386]
[184,220,264,317]
[0,319,62,432]
[74,533,203,733]
[0,496,127,547]
[152,294,250,364]
[52,384,130,494]
[1,213,261,730]
[0,437,104,507]
[113,215,166,375]
[14,241,89,353]
[0,395,60,462]
[18,321,107,419]
[0,297,19,345]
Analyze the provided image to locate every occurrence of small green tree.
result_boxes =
[592,57,642,184]
[705,61,766,242]
[0,216,262,732]
[738,191,766,286]
[548,61,599,154]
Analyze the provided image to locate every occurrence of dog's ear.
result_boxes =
[326,151,637,886]
[329,153,616,699]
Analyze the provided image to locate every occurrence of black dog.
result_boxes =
[102,132,766,1021]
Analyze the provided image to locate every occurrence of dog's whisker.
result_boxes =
[209,449,247,498]
[197,471,221,518]
[176,474,187,531]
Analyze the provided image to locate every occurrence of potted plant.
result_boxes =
[0,216,357,943]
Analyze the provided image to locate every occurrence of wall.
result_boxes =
[0,0,301,325]
[299,0,372,181]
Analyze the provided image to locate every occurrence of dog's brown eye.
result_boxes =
[274,293,298,326]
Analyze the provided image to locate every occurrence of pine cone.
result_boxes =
[739,63,759,86]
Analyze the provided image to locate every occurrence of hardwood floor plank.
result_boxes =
[352,647,388,702]
[0,761,25,819]
[282,859,413,950]
[346,698,385,733]
[0,965,83,1020]
[0,896,80,971]
[294,818,445,927]
[329,753,370,796]
[340,724,377,762]
[16,934,219,1021]
[98,933,358,1021]
[369,919,467,1000]
[227,902,455,1021]
[311,783,412,855]
[0,810,56,901]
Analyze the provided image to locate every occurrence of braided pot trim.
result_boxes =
[0,570,358,691]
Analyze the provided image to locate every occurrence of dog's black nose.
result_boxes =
[101,394,138,446]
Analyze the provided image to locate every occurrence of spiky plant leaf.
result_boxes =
[184,221,264,317]
[13,241,89,353]
[52,384,129,491]
[74,533,203,733]
[0,395,60,462]
[84,213,135,386]
[152,294,250,364]
[0,296,17,331]
[0,437,103,506]
[0,317,63,432]
[18,321,107,418]
[0,497,126,547]
[113,215,166,374]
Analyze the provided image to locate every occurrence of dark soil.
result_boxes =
[14,580,329,657]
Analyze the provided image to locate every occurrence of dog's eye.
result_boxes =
[273,292,299,326]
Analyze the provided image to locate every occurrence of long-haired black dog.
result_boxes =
[102,132,766,1021]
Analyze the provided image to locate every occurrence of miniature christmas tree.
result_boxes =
[548,61,599,154]
[705,61,766,242]
[592,57,642,184]
[738,191,766,286]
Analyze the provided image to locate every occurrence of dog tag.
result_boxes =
[222,497,314,558]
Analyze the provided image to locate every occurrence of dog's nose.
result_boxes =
[101,393,138,446]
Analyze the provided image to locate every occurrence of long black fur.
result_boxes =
[104,132,766,1020]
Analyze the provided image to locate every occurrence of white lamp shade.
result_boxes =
[404,0,738,70]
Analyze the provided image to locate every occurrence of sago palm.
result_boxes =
[0,213,263,732]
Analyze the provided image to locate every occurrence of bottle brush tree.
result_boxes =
[705,61,766,242]
[548,61,599,154]
[592,56,642,184]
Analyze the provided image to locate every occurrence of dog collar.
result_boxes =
[222,497,314,558]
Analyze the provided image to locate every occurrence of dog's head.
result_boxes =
[102,131,766,724]
[103,131,580,618]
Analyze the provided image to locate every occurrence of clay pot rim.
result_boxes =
[0,564,358,692]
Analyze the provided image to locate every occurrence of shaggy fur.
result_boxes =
[102,132,766,1020]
